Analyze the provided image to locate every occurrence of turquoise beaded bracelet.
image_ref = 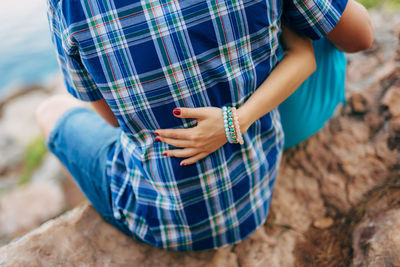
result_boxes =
[222,106,243,144]
[222,106,233,143]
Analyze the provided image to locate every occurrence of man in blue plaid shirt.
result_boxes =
[37,0,371,251]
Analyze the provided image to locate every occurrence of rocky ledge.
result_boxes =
[0,10,400,267]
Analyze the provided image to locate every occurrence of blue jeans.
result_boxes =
[46,106,133,237]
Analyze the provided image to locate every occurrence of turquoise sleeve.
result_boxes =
[278,38,347,149]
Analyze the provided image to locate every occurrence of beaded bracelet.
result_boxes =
[222,106,244,145]
[222,106,234,143]
[231,107,244,145]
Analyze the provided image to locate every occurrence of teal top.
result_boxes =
[279,38,347,149]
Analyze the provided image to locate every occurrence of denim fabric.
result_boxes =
[46,106,133,237]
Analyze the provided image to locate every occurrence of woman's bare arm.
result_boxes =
[92,27,316,134]
[326,0,374,53]
[91,99,120,127]
[237,27,316,133]
[155,27,316,165]
[89,1,372,130]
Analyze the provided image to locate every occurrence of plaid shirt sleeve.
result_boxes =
[46,2,103,102]
[283,0,349,40]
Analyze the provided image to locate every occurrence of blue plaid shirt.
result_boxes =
[47,0,347,251]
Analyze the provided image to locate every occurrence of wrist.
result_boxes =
[236,106,253,134]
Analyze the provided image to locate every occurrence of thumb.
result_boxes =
[173,107,208,119]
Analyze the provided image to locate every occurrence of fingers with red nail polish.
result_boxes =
[173,108,181,116]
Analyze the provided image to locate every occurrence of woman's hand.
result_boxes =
[154,107,228,166]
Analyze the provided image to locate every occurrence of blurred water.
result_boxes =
[0,0,59,97]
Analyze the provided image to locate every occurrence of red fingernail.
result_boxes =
[180,162,186,166]
[173,108,181,116]
[163,151,168,156]
[155,137,161,142]
[154,132,159,136]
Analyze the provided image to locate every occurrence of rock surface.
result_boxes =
[0,130,23,178]
[352,209,400,267]
[0,9,399,267]
[0,203,238,267]
[0,155,67,246]
[30,154,67,185]
[0,182,65,246]
[0,91,50,145]
[0,79,74,146]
